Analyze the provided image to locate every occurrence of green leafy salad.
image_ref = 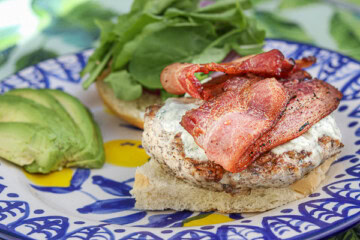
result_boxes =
[81,0,265,101]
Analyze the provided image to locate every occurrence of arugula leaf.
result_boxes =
[82,12,161,88]
[104,70,143,101]
[196,72,211,81]
[82,0,265,101]
[230,18,265,55]
[197,0,252,13]
[172,0,200,11]
[232,43,263,56]
[131,0,199,14]
[96,19,116,43]
[192,46,230,64]
[330,10,360,60]
[165,8,247,28]
[191,25,263,63]
[255,10,312,43]
[82,49,112,89]
[129,25,214,89]
[81,20,116,79]
[111,12,161,60]
[113,12,160,38]
[327,227,359,240]
[113,21,169,70]
[278,0,320,9]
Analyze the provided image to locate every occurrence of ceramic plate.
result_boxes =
[0,39,359,240]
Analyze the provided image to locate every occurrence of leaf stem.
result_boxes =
[206,28,242,50]
[82,49,113,89]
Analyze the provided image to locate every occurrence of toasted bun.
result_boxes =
[131,154,338,213]
[96,68,162,129]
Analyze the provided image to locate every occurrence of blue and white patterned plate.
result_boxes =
[0,39,359,240]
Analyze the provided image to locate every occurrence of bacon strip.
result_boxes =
[162,50,337,173]
[161,50,317,100]
[201,69,311,100]
[201,74,253,100]
[181,78,289,172]
[161,50,295,100]
[160,63,200,97]
[239,79,342,166]
[293,56,316,71]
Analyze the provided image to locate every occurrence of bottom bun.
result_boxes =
[131,154,339,213]
[96,76,162,129]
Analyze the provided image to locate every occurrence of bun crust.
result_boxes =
[131,154,338,213]
[96,68,162,129]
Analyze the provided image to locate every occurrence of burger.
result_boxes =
[130,49,344,212]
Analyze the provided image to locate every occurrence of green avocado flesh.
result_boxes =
[0,89,105,173]
[44,89,105,168]
[5,89,83,142]
[0,123,64,173]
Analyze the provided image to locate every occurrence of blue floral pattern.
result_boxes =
[0,39,359,239]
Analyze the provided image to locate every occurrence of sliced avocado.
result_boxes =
[0,122,65,173]
[0,95,82,163]
[5,89,103,168]
[44,89,105,168]
[92,121,105,168]
[5,89,82,140]
[7,88,69,115]
[66,119,105,168]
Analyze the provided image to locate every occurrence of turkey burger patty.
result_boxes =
[142,98,344,193]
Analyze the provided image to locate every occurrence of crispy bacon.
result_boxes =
[182,78,342,173]
[201,74,261,100]
[160,49,339,173]
[181,78,289,172]
[239,79,342,166]
[160,63,199,96]
[161,50,295,99]
[160,50,317,100]
[202,69,311,100]
[293,56,316,71]
[201,74,231,100]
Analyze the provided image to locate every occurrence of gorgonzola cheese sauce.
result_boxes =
[156,98,207,161]
[156,98,342,162]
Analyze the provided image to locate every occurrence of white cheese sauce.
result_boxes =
[271,115,341,155]
[156,98,342,161]
[155,98,207,161]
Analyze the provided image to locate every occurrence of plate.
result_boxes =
[0,39,359,240]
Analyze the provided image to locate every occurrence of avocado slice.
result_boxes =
[0,90,104,172]
[5,89,82,141]
[0,122,65,173]
[0,95,82,165]
[5,89,104,168]
[44,89,105,168]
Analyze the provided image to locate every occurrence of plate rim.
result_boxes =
[0,38,359,240]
